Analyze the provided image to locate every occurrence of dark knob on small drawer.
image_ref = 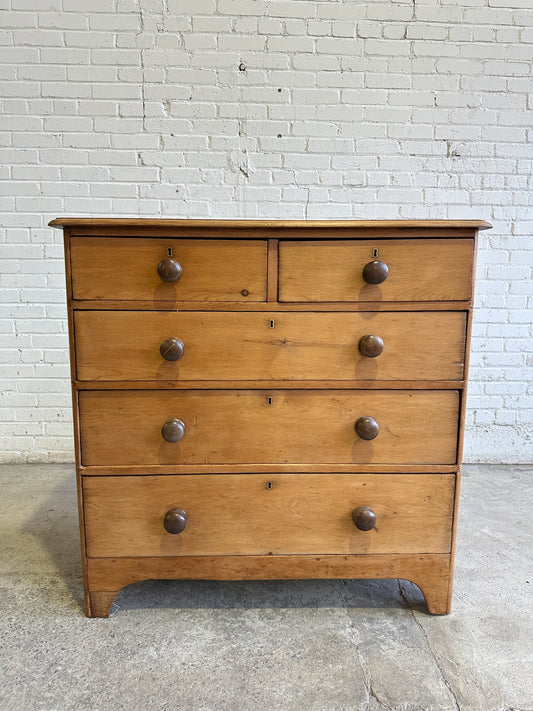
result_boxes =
[358,334,384,358]
[363,260,388,285]
[161,418,186,443]
[160,337,185,361]
[355,416,379,441]
[157,257,182,283]
[352,506,377,531]
[163,508,188,534]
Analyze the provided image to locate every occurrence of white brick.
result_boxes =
[406,24,448,40]
[268,36,315,53]
[367,5,414,21]
[365,39,410,56]
[268,2,315,19]
[332,22,355,38]
[0,12,37,29]
[217,0,264,15]
[63,0,114,10]
[39,13,88,29]
[0,81,40,97]
[12,28,62,46]
[365,73,410,89]
[317,37,363,55]
[283,154,331,169]
[91,49,140,66]
[307,20,331,36]
[18,64,68,82]
[0,0,531,463]
[282,19,307,36]
[89,14,140,31]
[317,4,364,20]
[65,30,115,48]
[39,47,91,64]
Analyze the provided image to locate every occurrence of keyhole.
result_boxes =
[266,481,273,490]
[373,248,379,258]
[267,397,273,406]
[269,319,275,328]
[167,247,173,257]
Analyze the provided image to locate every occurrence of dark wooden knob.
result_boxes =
[160,337,185,361]
[163,508,188,534]
[352,506,377,531]
[161,418,186,443]
[358,334,384,358]
[355,416,379,440]
[157,257,182,283]
[363,260,388,284]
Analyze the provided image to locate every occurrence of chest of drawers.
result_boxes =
[51,218,490,617]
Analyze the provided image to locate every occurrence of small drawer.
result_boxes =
[278,239,474,302]
[69,237,267,302]
[79,389,459,466]
[74,310,467,382]
[83,473,455,557]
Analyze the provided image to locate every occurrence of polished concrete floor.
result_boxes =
[1,464,531,711]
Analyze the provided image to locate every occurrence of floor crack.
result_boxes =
[338,580,392,711]
[398,581,462,711]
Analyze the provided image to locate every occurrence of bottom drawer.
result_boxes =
[83,473,455,558]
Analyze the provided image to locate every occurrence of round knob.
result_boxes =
[163,508,188,534]
[363,260,388,285]
[160,337,185,361]
[157,257,182,283]
[358,334,384,358]
[161,418,186,443]
[355,416,379,441]
[352,506,377,531]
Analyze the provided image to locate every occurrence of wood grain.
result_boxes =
[267,238,279,302]
[83,473,455,558]
[74,310,467,382]
[73,380,466,392]
[279,239,474,302]
[54,218,488,617]
[50,217,492,231]
[70,237,267,301]
[78,389,459,466]
[70,300,473,312]
[78,463,459,476]
[85,553,453,616]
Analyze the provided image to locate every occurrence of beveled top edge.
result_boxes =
[48,218,492,230]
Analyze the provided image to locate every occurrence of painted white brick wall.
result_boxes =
[0,0,531,464]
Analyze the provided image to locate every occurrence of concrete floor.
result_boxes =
[0,464,531,711]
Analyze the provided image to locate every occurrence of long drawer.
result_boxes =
[79,390,459,466]
[74,310,467,382]
[278,239,474,302]
[83,473,455,557]
[70,237,267,301]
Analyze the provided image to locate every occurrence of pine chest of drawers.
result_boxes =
[51,218,491,617]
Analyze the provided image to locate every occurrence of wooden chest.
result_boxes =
[51,218,491,617]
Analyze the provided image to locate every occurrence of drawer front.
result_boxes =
[75,310,466,382]
[83,473,455,557]
[70,237,267,301]
[79,390,459,466]
[278,239,474,302]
